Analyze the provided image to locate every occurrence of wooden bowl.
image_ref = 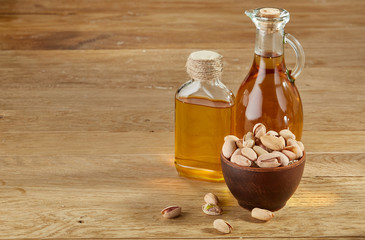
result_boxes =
[221,152,306,211]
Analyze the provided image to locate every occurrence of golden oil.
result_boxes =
[175,97,233,182]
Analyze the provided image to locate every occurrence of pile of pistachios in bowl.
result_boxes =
[222,123,304,168]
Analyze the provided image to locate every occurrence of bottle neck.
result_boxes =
[193,77,220,85]
[255,28,284,57]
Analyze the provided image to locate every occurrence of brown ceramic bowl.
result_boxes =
[221,152,306,211]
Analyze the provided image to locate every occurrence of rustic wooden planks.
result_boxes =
[0,0,364,239]
[0,154,364,238]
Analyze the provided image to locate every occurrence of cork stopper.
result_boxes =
[186,50,223,81]
[259,8,281,18]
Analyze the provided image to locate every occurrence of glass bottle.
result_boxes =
[235,8,305,139]
[175,50,234,182]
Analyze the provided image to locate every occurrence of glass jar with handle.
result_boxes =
[235,8,305,139]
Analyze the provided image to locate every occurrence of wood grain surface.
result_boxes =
[0,0,364,239]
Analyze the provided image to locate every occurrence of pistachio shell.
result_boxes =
[257,152,281,161]
[257,160,280,168]
[241,147,258,161]
[202,203,222,216]
[235,139,244,148]
[161,206,181,219]
[253,145,269,156]
[224,135,240,142]
[244,132,254,141]
[257,152,281,168]
[279,136,286,147]
[231,148,242,157]
[297,141,305,151]
[272,151,289,166]
[282,148,297,161]
[222,139,237,159]
[253,123,266,138]
[279,129,296,140]
[243,139,255,148]
[251,208,274,221]
[204,193,219,205]
[266,130,279,137]
[287,139,303,158]
[260,135,285,151]
[231,155,252,167]
[213,219,232,234]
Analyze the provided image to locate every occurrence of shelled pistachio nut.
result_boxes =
[161,206,181,219]
[213,219,232,234]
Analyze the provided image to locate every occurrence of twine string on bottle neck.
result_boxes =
[186,51,223,81]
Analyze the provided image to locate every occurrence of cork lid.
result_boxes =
[186,50,223,81]
[259,8,281,18]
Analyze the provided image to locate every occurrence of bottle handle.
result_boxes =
[284,33,305,82]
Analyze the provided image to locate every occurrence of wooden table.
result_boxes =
[1,0,364,238]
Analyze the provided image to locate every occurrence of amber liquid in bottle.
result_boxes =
[235,53,303,139]
[175,97,233,182]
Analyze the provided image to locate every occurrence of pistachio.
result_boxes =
[224,135,240,142]
[213,219,232,234]
[231,148,242,157]
[222,138,237,159]
[279,136,286,147]
[266,130,279,137]
[204,193,219,205]
[161,206,181,219]
[231,155,252,167]
[287,139,303,158]
[282,148,297,161]
[260,135,285,151]
[253,123,266,138]
[257,152,281,168]
[257,159,280,168]
[279,129,296,140]
[202,203,222,216]
[235,139,244,148]
[251,208,274,221]
[222,126,304,168]
[272,151,289,166]
[253,145,269,156]
[297,141,305,151]
[243,139,255,148]
[258,143,272,153]
[241,147,257,161]
[244,131,254,141]
[284,145,302,160]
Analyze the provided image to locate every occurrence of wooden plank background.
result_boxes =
[0,0,364,239]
